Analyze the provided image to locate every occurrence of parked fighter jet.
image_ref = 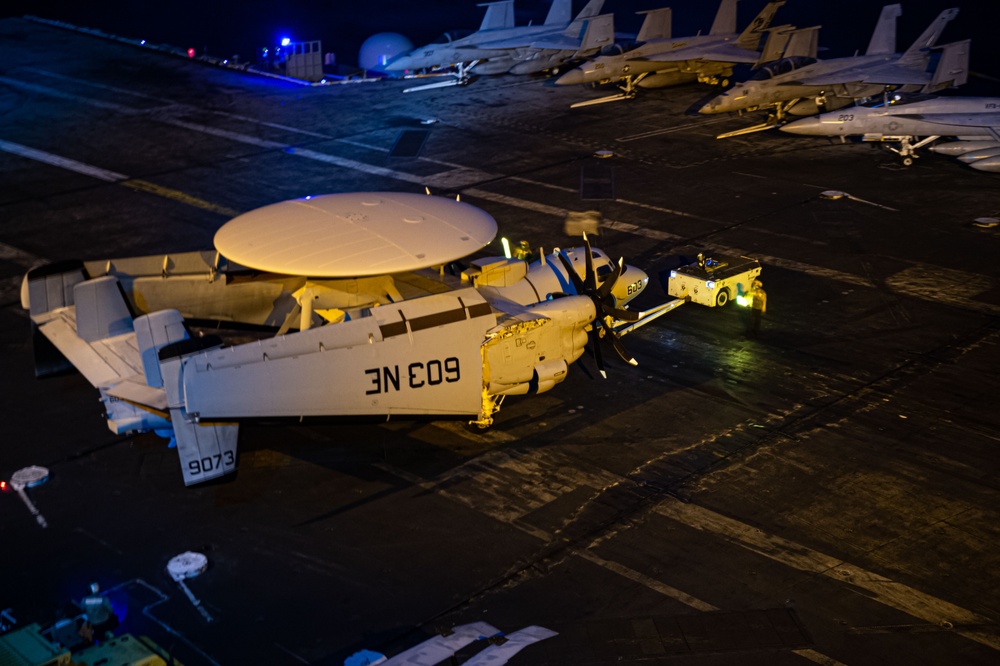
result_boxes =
[700,4,963,133]
[22,192,684,486]
[555,0,787,106]
[383,0,606,89]
[781,92,1000,171]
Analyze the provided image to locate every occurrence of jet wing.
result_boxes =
[859,63,934,85]
[638,44,761,65]
[784,62,928,87]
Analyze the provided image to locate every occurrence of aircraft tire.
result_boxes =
[716,288,730,307]
[903,157,913,166]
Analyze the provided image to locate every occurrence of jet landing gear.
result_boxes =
[882,135,940,166]
[715,99,802,139]
[570,72,650,108]
[402,60,481,93]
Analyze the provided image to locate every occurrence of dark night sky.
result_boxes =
[4,1,997,86]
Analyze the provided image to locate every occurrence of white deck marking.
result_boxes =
[0,139,128,181]
[654,498,1000,652]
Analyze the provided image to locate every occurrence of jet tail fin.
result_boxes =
[575,14,614,53]
[709,0,738,36]
[925,39,970,92]
[572,0,604,22]
[900,7,959,64]
[159,337,239,486]
[543,0,571,26]
[636,7,672,42]
[866,4,901,55]
[477,1,515,31]
[563,0,605,37]
[735,1,786,50]
[756,25,795,65]
[783,25,821,60]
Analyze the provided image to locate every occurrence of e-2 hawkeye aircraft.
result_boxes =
[22,192,689,486]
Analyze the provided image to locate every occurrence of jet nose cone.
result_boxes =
[555,69,585,86]
[780,117,823,135]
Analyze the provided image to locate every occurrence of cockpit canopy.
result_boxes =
[751,56,817,81]
[430,30,474,45]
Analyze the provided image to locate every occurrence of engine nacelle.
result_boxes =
[485,295,594,396]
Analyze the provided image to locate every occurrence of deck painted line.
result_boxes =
[0,139,239,217]
[654,498,1000,652]
[0,139,128,181]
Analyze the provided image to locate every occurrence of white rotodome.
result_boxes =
[359,32,414,71]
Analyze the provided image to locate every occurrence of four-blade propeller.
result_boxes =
[558,234,640,378]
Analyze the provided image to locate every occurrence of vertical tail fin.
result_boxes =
[783,25,821,59]
[477,1,515,31]
[900,7,959,63]
[543,0,571,26]
[159,337,239,486]
[735,1,786,50]
[925,39,970,92]
[24,260,88,376]
[637,7,672,42]
[575,14,614,53]
[571,0,605,22]
[866,4,902,55]
[709,0,738,36]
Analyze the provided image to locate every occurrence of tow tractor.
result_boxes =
[666,253,762,308]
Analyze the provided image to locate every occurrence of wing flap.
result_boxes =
[106,374,169,410]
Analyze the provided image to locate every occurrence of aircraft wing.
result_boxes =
[859,63,934,85]
[638,44,761,65]
[785,62,928,87]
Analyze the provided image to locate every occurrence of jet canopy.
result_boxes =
[750,56,817,81]
[430,30,474,45]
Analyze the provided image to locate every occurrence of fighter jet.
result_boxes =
[781,91,1000,171]
[383,0,606,89]
[554,0,788,106]
[22,192,685,486]
[469,9,616,76]
[700,4,963,132]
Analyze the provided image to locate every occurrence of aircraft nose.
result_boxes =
[555,69,585,86]
[780,117,824,135]
[698,98,722,114]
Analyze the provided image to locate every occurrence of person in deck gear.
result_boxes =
[513,240,533,261]
[80,583,118,644]
[747,279,766,338]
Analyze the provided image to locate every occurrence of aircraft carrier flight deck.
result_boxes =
[1,14,999,666]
